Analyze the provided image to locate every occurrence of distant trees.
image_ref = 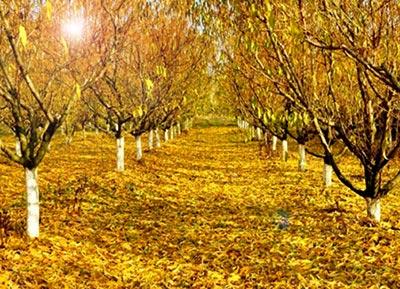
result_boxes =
[85,0,209,169]
[200,0,400,222]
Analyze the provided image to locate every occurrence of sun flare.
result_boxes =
[62,17,85,40]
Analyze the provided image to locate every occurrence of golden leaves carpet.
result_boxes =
[1,127,400,288]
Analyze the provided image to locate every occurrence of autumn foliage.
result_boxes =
[0,128,400,288]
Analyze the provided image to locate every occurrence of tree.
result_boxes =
[0,0,111,237]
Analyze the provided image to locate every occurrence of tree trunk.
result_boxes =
[16,140,21,157]
[323,158,333,187]
[170,127,175,140]
[272,136,278,151]
[148,130,154,151]
[155,128,161,148]
[282,139,288,162]
[65,135,73,145]
[256,127,263,141]
[177,122,181,135]
[366,197,381,223]
[183,119,189,131]
[298,144,306,171]
[135,135,143,161]
[26,167,40,238]
[164,129,169,142]
[116,137,125,172]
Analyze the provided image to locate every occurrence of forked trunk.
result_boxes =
[155,128,161,148]
[148,130,154,150]
[116,137,125,172]
[366,198,381,223]
[272,136,278,151]
[135,135,143,161]
[298,144,306,171]
[282,139,288,162]
[26,168,40,238]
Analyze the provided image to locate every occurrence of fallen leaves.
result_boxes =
[0,127,400,288]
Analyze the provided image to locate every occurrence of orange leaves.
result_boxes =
[1,127,400,287]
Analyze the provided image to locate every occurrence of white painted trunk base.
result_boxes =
[117,137,125,172]
[177,123,181,135]
[366,198,381,223]
[323,163,333,187]
[136,135,143,161]
[170,127,175,140]
[256,128,263,141]
[298,144,306,171]
[164,129,169,142]
[26,168,40,238]
[155,129,161,148]
[272,136,278,151]
[148,130,154,150]
[282,140,288,162]
[250,127,256,140]
[16,140,22,157]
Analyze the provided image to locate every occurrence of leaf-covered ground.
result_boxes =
[1,127,400,288]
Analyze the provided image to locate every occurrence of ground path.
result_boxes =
[1,127,400,288]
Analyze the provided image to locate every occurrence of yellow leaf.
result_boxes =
[132,106,143,118]
[46,1,53,20]
[228,273,241,283]
[121,242,132,251]
[61,37,69,56]
[145,78,154,91]
[74,84,81,99]
[19,25,28,48]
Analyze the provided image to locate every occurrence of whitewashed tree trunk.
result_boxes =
[366,198,381,223]
[272,136,278,151]
[323,162,333,187]
[155,128,161,148]
[264,132,269,146]
[116,137,125,172]
[256,127,263,141]
[298,144,306,171]
[16,140,22,157]
[250,127,256,140]
[135,135,143,161]
[183,119,189,131]
[164,129,169,142]
[170,127,175,140]
[282,139,288,162]
[148,130,154,150]
[177,122,181,135]
[65,135,73,144]
[26,168,40,238]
